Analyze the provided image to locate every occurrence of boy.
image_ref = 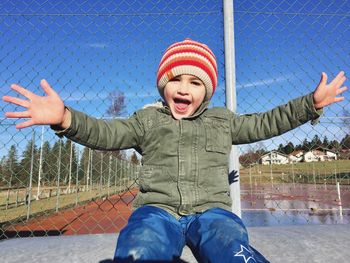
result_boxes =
[3,39,347,262]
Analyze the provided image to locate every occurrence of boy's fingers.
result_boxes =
[321,72,327,85]
[2,95,30,108]
[40,79,55,96]
[337,86,347,95]
[5,111,30,118]
[16,120,34,129]
[334,96,345,103]
[338,76,347,87]
[11,84,34,99]
[330,71,345,87]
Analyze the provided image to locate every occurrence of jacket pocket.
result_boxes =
[138,165,175,197]
[144,114,172,131]
[199,165,231,206]
[204,118,231,154]
[204,165,229,193]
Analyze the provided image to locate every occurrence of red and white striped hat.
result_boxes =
[157,38,218,101]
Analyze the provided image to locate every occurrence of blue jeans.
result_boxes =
[114,205,269,263]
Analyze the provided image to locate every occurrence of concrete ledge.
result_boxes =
[1,225,349,262]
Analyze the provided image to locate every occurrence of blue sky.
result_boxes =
[0,0,349,157]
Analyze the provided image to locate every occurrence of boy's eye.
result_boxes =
[191,81,202,86]
[170,77,180,82]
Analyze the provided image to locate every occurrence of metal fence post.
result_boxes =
[75,146,80,206]
[36,126,44,200]
[223,0,241,217]
[26,130,35,221]
[55,139,62,212]
[68,140,73,194]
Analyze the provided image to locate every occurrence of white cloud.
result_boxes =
[237,74,294,90]
[86,43,109,48]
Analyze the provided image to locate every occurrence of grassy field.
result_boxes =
[0,184,134,224]
[240,160,350,184]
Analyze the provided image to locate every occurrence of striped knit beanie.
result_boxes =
[157,38,218,101]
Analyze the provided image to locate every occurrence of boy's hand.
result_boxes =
[313,71,347,109]
[2,79,71,129]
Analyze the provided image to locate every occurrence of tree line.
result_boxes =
[0,139,140,189]
[1,88,140,189]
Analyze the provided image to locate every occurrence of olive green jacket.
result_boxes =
[54,93,321,217]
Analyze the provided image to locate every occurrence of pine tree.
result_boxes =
[341,135,350,150]
[49,140,62,187]
[3,145,19,187]
[277,143,284,153]
[310,135,322,150]
[322,136,330,149]
[41,141,51,186]
[301,138,310,151]
[79,147,90,189]
[20,139,39,186]
[283,142,295,154]
[61,140,74,185]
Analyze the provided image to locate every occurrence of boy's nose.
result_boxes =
[178,81,189,94]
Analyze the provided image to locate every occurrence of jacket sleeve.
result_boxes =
[51,107,144,151]
[230,93,322,144]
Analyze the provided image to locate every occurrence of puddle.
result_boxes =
[240,183,350,226]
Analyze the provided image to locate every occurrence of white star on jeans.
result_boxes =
[234,244,257,263]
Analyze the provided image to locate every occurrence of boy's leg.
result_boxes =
[186,208,269,263]
[114,205,185,262]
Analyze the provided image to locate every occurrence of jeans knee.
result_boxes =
[115,242,175,261]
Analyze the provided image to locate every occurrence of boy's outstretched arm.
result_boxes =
[313,71,347,109]
[2,79,71,129]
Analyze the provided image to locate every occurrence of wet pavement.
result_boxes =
[241,183,350,226]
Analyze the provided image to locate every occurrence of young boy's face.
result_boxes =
[164,74,206,120]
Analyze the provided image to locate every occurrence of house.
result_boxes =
[304,150,324,162]
[288,150,304,163]
[260,149,338,165]
[260,151,289,165]
[303,149,337,162]
[324,150,337,161]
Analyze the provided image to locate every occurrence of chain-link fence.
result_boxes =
[0,0,349,239]
[235,0,350,226]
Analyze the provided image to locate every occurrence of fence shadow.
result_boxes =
[0,229,64,240]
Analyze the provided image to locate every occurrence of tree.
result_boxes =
[277,143,284,153]
[330,139,342,152]
[310,135,322,150]
[301,138,311,151]
[106,91,126,117]
[341,135,350,150]
[20,139,39,186]
[2,145,19,187]
[60,140,78,185]
[239,150,262,167]
[283,142,295,154]
[41,141,52,185]
[79,147,91,188]
[48,140,68,187]
[322,136,330,149]
[105,90,127,162]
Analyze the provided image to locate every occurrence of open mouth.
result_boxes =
[174,97,191,112]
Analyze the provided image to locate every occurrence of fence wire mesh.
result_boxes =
[235,0,350,226]
[0,0,349,239]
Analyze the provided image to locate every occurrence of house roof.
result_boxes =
[289,150,304,156]
[261,151,289,158]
